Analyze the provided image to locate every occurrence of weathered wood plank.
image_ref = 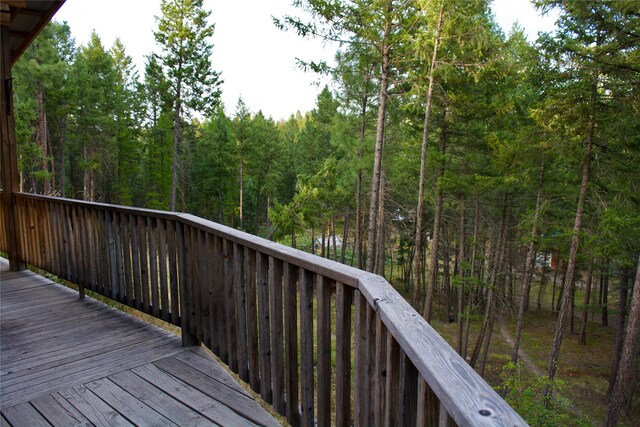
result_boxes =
[353,289,367,427]
[85,378,177,426]
[385,330,400,426]
[269,256,285,415]
[374,316,386,426]
[132,363,255,427]
[58,385,134,427]
[223,238,238,371]
[167,220,179,324]
[153,356,279,427]
[109,370,214,426]
[1,402,51,427]
[257,252,272,403]
[233,242,249,382]
[283,262,299,427]
[317,275,332,427]
[138,215,150,313]
[335,283,352,427]
[173,348,251,397]
[157,218,170,322]
[299,268,314,427]
[120,212,133,306]
[399,352,418,426]
[30,393,92,426]
[245,247,260,393]
[147,216,159,318]
[212,234,225,358]
[356,273,526,426]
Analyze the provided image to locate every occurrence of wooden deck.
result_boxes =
[0,259,280,426]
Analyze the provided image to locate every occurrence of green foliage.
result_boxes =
[498,362,589,427]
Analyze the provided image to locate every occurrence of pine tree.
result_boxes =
[154,0,222,211]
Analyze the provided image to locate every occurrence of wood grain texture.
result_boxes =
[8,193,526,426]
[0,260,279,427]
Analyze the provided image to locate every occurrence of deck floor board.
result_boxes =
[0,259,280,426]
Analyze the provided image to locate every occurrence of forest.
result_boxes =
[9,0,640,425]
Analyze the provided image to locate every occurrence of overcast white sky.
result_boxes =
[54,0,558,121]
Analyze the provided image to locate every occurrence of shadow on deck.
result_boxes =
[0,259,279,426]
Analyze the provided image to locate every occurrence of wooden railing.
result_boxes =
[2,192,526,426]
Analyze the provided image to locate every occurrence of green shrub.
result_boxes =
[497,362,589,427]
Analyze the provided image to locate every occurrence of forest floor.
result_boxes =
[430,300,639,426]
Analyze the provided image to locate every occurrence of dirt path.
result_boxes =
[498,318,588,419]
[498,318,544,376]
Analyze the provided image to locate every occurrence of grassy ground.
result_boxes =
[425,278,639,427]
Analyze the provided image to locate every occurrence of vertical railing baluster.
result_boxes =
[257,252,272,403]
[317,275,331,427]
[335,283,352,427]
[385,330,400,425]
[299,268,314,427]
[245,247,260,393]
[269,257,285,414]
[223,238,238,371]
[234,242,249,382]
[284,262,299,427]
[148,217,159,318]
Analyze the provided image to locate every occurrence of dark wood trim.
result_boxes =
[1,26,24,270]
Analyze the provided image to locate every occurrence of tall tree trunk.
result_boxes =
[365,0,392,273]
[546,66,598,386]
[355,71,370,270]
[513,159,545,362]
[423,109,447,322]
[59,117,67,197]
[170,89,182,212]
[578,261,594,345]
[537,252,548,311]
[609,266,630,394]
[456,204,466,355]
[411,3,444,305]
[602,261,609,326]
[551,263,559,313]
[239,160,244,229]
[470,193,508,368]
[36,87,51,195]
[341,214,348,264]
[605,256,640,427]
[375,172,386,276]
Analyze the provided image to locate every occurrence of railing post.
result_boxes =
[0,26,25,271]
[177,221,199,347]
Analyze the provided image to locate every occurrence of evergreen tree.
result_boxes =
[154,0,222,211]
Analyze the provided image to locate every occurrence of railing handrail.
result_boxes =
[7,192,526,426]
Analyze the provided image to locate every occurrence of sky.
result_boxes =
[53,0,558,121]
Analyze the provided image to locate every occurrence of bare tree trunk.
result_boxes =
[551,263,559,314]
[470,194,507,368]
[605,255,640,427]
[36,87,51,194]
[375,172,386,276]
[170,86,182,212]
[355,71,370,270]
[239,161,244,229]
[609,266,630,394]
[602,261,610,326]
[423,109,447,322]
[546,66,598,387]
[341,214,348,264]
[579,261,595,345]
[365,0,392,273]
[456,204,466,355]
[537,252,548,311]
[513,159,545,362]
[411,3,444,307]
